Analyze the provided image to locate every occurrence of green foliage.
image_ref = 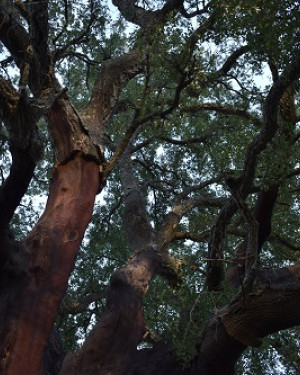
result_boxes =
[237,329,300,374]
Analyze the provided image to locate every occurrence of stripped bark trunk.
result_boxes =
[1,154,99,375]
[58,149,165,375]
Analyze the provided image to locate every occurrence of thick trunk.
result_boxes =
[58,149,171,375]
[59,247,161,375]
[0,154,99,375]
[126,335,244,375]
[125,264,300,375]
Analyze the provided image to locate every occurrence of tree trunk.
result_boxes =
[0,154,99,375]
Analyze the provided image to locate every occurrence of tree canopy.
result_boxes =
[0,1,300,375]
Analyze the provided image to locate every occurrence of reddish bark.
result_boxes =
[59,248,160,375]
[1,154,99,375]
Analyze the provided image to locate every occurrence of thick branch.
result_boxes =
[206,199,237,291]
[48,92,102,165]
[0,78,43,227]
[26,0,51,95]
[0,4,53,98]
[119,149,156,251]
[173,230,210,243]
[181,103,262,127]
[226,187,279,288]
[216,46,250,77]
[0,5,30,67]
[81,0,190,164]
[127,263,300,375]
[160,134,214,145]
[0,147,36,228]
[225,179,258,285]
[208,53,300,291]
[81,51,144,150]
[59,291,107,315]
[242,55,300,192]
[221,263,300,347]
[2,154,100,375]
[269,233,300,252]
[112,0,184,28]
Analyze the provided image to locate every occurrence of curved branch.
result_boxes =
[179,1,211,18]
[226,186,279,288]
[173,230,210,243]
[81,51,145,153]
[0,77,43,228]
[119,149,156,252]
[160,134,214,145]
[112,0,184,28]
[216,46,250,77]
[0,5,30,67]
[221,263,300,347]
[269,233,300,252]
[0,147,36,228]
[242,54,300,192]
[208,53,300,291]
[127,262,300,375]
[59,290,107,315]
[54,11,96,62]
[181,103,262,127]
[206,199,237,291]
[102,69,192,182]
[176,176,223,200]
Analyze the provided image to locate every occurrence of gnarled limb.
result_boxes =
[206,199,237,291]
[0,77,43,228]
[58,148,160,375]
[125,263,300,375]
[112,0,184,28]
[181,102,262,128]
[0,5,30,67]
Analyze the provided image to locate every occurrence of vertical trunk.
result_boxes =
[125,327,245,375]
[59,149,165,375]
[1,153,99,375]
[59,247,161,375]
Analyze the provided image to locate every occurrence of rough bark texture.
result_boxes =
[58,149,176,375]
[0,154,99,375]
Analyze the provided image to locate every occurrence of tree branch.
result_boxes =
[181,103,262,127]
[221,263,300,347]
[269,233,300,252]
[179,1,211,18]
[242,54,300,193]
[81,50,145,152]
[173,230,210,243]
[112,0,184,28]
[0,77,43,228]
[54,11,96,62]
[102,69,192,182]
[119,148,156,252]
[208,53,300,292]
[0,5,30,67]
[225,187,279,288]
[206,199,237,291]
[59,290,107,315]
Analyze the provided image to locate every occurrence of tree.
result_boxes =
[0,0,300,374]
